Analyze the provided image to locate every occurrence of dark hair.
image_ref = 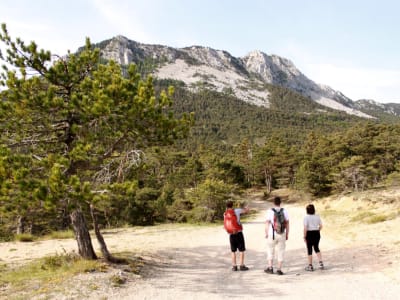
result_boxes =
[273,196,281,206]
[306,204,315,215]
[226,200,234,208]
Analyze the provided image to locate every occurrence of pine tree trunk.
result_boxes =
[264,169,272,194]
[16,216,24,234]
[90,204,125,263]
[70,209,97,260]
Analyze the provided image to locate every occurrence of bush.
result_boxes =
[166,196,192,222]
[0,226,14,242]
[187,206,216,223]
[47,230,74,240]
[15,233,36,242]
[366,214,387,224]
[185,179,236,222]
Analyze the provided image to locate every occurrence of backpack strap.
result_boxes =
[271,208,276,240]
[271,208,285,239]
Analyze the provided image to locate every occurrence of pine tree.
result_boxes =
[0,24,192,260]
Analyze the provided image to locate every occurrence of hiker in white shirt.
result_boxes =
[264,196,289,275]
[303,203,324,271]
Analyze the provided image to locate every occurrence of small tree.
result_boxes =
[186,178,235,222]
[0,24,192,260]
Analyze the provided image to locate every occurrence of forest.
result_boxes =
[1,24,400,260]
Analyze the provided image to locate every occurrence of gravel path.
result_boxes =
[1,194,399,299]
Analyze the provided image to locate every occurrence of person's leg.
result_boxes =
[277,260,283,270]
[230,234,238,270]
[276,234,286,274]
[306,232,313,267]
[308,254,313,265]
[237,232,249,270]
[238,251,249,270]
[231,252,237,266]
[305,244,314,271]
[239,251,244,265]
[318,255,324,269]
[305,232,317,271]
[313,241,321,263]
[264,237,274,273]
[307,241,313,265]
[314,233,323,268]
[317,252,322,262]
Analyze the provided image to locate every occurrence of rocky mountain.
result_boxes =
[355,99,400,120]
[95,35,399,120]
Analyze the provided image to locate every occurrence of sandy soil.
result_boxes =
[1,191,399,299]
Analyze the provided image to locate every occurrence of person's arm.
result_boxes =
[285,220,289,240]
[284,209,289,240]
[265,212,270,238]
[303,225,307,242]
[265,220,270,238]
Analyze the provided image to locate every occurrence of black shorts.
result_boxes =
[229,231,246,252]
[305,230,321,255]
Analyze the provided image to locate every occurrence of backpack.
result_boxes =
[272,208,286,235]
[224,208,243,234]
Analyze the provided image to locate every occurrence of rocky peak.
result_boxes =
[97,36,375,118]
[242,51,304,85]
[181,46,235,70]
[101,35,136,65]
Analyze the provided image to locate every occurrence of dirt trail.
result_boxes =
[113,197,400,300]
[1,195,399,299]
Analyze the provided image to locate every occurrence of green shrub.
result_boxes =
[350,211,374,222]
[110,274,126,286]
[185,179,235,222]
[187,206,216,223]
[47,230,74,240]
[0,226,14,242]
[351,211,388,224]
[366,214,387,224]
[15,233,36,242]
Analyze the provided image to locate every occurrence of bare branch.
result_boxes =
[94,150,145,184]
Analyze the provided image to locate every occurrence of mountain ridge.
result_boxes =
[94,35,399,120]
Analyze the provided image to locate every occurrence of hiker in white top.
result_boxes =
[264,196,289,275]
[303,204,324,271]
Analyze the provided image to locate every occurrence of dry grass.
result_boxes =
[307,187,400,250]
[0,251,147,299]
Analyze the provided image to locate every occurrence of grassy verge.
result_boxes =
[0,251,144,299]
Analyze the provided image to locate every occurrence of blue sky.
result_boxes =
[1,0,400,103]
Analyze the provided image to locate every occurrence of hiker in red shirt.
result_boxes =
[224,200,250,271]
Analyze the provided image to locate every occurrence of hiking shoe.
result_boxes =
[305,265,314,271]
[239,265,249,271]
[264,267,273,274]
[232,266,238,271]
[276,269,284,275]
[319,261,324,270]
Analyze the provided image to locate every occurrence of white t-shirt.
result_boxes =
[266,207,289,236]
[234,208,244,225]
[303,214,322,231]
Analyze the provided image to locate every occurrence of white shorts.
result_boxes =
[266,232,286,262]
